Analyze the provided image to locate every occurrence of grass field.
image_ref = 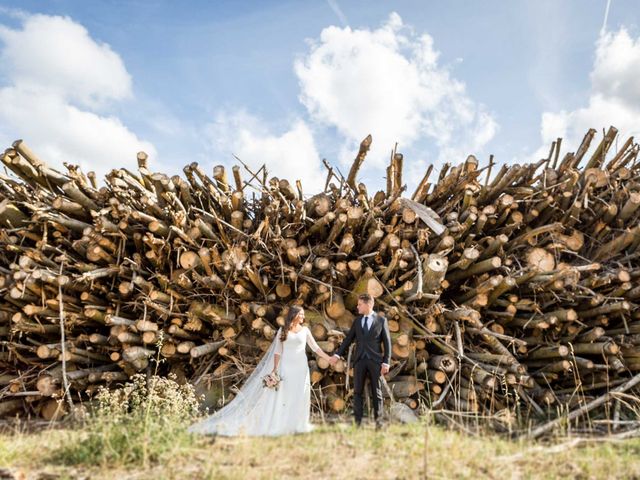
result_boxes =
[1,417,639,480]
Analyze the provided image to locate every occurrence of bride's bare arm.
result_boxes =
[272,329,284,372]
[305,327,332,361]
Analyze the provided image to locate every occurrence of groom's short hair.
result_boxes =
[358,293,374,304]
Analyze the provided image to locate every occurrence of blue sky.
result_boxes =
[1,1,639,194]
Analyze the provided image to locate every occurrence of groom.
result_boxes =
[329,293,391,429]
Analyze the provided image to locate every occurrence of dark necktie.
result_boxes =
[363,315,369,332]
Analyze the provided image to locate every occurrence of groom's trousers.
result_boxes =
[353,354,383,423]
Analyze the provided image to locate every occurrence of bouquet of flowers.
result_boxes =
[262,371,282,390]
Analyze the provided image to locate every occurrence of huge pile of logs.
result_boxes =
[2,127,640,434]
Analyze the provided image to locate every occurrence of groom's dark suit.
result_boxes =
[334,311,392,424]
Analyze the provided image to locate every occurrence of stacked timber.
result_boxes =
[1,128,640,434]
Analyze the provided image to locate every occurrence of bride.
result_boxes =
[188,305,333,436]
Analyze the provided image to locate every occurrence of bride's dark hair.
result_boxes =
[280,305,303,342]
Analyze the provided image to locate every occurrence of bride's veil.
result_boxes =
[187,327,281,434]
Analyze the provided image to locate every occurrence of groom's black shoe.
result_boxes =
[354,419,362,428]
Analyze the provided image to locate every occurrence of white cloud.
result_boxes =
[591,28,640,109]
[207,12,495,195]
[0,14,132,109]
[538,28,640,156]
[206,111,326,194]
[0,87,155,180]
[293,12,498,168]
[0,6,29,21]
[0,14,154,184]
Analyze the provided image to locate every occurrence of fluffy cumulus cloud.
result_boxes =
[206,110,326,193]
[0,14,155,183]
[211,12,496,195]
[538,28,640,155]
[294,12,498,168]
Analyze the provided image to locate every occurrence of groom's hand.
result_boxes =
[381,363,390,375]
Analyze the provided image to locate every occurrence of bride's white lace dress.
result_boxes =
[188,326,321,436]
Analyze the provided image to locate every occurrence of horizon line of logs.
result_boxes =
[2,127,640,435]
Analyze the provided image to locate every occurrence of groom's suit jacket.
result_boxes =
[334,311,391,366]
